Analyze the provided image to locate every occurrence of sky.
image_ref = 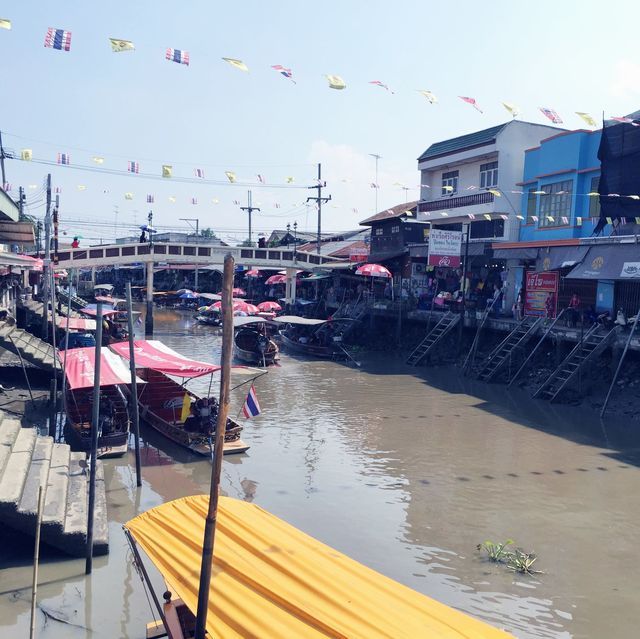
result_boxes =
[2,0,640,245]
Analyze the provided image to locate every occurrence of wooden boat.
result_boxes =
[233,317,279,366]
[110,340,261,456]
[61,347,135,458]
[274,315,352,359]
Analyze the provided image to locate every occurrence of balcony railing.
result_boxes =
[419,191,494,212]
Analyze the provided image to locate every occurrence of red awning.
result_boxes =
[80,307,119,317]
[55,317,97,331]
[60,347,145,390]
[110,340,221,378]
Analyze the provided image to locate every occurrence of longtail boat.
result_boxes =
[233,317,279,366]
[124,495,515,639]
[60,347,141,458]
[110,340,262,456]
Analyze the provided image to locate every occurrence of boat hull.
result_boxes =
[279,331,341,359]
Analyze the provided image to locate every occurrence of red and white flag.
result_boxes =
[539,107,563,124]
[459,96,482,113]
[242,385,261,419]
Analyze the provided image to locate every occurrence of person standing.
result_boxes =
[568,292,581,327]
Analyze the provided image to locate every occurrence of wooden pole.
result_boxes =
[126,281,142,487]
[194,253,234,639]
[29,485,44,639]
[85,302,103,575]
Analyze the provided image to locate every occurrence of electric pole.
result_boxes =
[180,217,200,290]
[0,131,6,187]
[18,186,24,220]
[307,163,331,254]
[42,174,52,340]
[53,194,59,267]
[240,190,260,247]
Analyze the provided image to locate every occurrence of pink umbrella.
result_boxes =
[232,288,247,297]
[257,301,282,312]
[234,301,259,315]
[356,263,392,278]
[265,274,287,285]
[244,270,262,278]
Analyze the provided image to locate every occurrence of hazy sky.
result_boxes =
[2,0,639,244]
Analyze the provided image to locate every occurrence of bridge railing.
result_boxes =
[56,242,342,267]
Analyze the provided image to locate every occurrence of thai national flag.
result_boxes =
[242,385,261,419]
[128,161,139,174]
[166,48,189,66]
[57,153,70,165]
[44,28,72,51]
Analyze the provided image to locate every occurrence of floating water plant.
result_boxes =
[507,549,543,575]
[476,539,514,563]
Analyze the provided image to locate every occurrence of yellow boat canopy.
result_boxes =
[125,495,513,639]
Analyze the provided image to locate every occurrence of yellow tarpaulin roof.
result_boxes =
[125,496,512,639]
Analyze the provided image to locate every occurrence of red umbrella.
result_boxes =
[265,274,287,285]
[257,301,282,312]
[232,287,246,297]
[356,263,392,278]
[234,301,259,315]
[244,270,262,278]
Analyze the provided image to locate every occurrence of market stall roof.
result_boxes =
[233,316,268,327]
[271,315,327,325]
[55,316,97,331]
[93,284,114,291]
[537,245,590,271]
[198,292,222,301]
[493,247,539,260]
[110,339,221,378]
[566,243,640,280]
[80,307,119,317]
[125,495,512,639]
[60,347,145,390]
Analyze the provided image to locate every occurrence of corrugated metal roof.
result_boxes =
[360,201,418,225]
[0,221,35,244]
[418,123,509,162]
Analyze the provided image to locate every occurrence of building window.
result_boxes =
[539,180,573,227]
[441,170,458,196]
[375,228,383,236]
[526,188,538,224]
[589,176,601,218]
[480,161,498,189]
[391,225,400,233]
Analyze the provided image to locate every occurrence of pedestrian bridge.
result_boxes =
[55,242,342,270]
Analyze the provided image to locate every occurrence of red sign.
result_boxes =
[427,254,461,268]
[349,252,369,262]
[427,229,462,268]
[524,270,558,318]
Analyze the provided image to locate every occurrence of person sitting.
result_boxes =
[139,230,147,244]
[183,405,200,433]
[71,237,80,249]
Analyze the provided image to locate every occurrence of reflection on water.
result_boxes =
[1,308,639,638]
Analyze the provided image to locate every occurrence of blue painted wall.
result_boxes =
[518,129,609,242]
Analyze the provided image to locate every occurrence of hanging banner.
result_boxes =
[427,229,462,267]
[524,270,558,317]
[349,249,369,262]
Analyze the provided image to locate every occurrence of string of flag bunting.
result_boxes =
[0,17,633,129]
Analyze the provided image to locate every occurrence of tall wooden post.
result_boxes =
[145,261,154,337]
[126,282,142,487]
[194,253,234,639]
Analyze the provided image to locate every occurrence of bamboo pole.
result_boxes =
[194,254,234,639]
[85,302,103,575]
[126,281,142,487]
[29,485,45,639]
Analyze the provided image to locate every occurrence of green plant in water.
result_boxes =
[476,539,515,563]
[507,549,543,575]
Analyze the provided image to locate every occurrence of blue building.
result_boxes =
[517,128,604,241]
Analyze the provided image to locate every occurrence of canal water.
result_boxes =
[1,308,639,638]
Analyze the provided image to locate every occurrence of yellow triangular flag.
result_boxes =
[225,171,236,183]
[93,156,104,164]
[502,102,520,118]
[109,38,135,52]
[21,149,32,161]
[576,217,583,226]
[162,165,172,178]
[125,192,133,200]
[326,75,346,90]
[180,392,192,423]
[606,217,612,224]
[417,89,437,104]
[0,19,11,30]
[77,185,87,191]
[168,196,176,203]
[285,176,294,184]
[222,57,248,72]
[575,112,597,127]
[635,217,640,224]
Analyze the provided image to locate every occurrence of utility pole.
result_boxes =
[180,217,200,290]
[306,163,331,254]
[42,175,52,340]
[53,194,59,267]
[18,186,24,220]
[240,190,259,247]
[0,131,6,187]
[369,153,382,214]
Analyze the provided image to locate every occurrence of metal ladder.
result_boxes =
[406,312,460,366]
[532,325,618,402]
[474,316,544,382]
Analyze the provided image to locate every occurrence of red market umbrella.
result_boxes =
[265,274,287,285]
[355,263,392,278]
[234,301,259,315]
[257,301,282,312]
[232,288,247,297]
[244,270,262,278]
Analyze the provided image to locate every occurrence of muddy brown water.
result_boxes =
[1,308,639,638]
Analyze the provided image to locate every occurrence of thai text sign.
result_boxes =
[428,229,462,268]
[524,270,558,317]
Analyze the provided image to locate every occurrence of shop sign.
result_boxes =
[620,262,640,278]
[427,229,462,268]
[349,250,369,262]
[524,270,558,317]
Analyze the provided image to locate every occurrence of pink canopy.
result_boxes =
[95,295,116,304]
[232,288,247,297]
[56,317,97,331]
[234,301,259,315]
[355,263,392,278]
[18,255,44,272]
[257,301,282,312]
[244,270,262,278]
[265,274,287,285]
[80,307,119,317]
[110,340,221,378]
[61,347,144,390]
